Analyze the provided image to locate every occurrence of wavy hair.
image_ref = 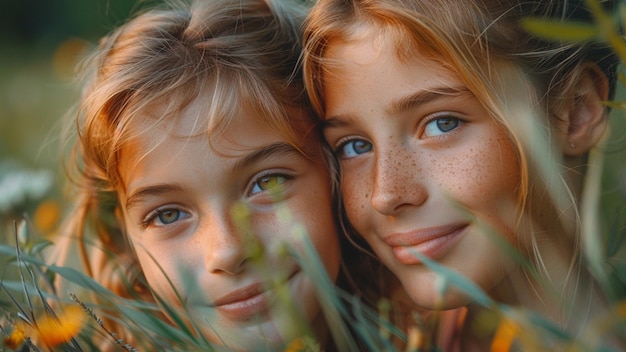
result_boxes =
[302,0,619,306]
[58,0,313,308]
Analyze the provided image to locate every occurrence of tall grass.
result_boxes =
[1,0,626,350]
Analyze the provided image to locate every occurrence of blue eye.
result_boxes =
[249,174,290,195]
[424,117,460,137]
[144,208,190,227]
[338,139,372,158]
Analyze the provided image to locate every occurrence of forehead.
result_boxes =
[326,23,387,61]
[116,94,317,183]
[325,21,427,61]
[323,26,459,96]
[124,82,311,145]
[117,103,275,189]
[122,98,282,157]
[323,22,446,87]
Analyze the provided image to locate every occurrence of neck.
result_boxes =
[487,230,604,336]
[310,311,331,350]
[563,153,589,202]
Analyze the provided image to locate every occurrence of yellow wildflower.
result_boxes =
[36,306,85,347]
[617,300,626,317]
[490,316,519,352]
[406,325,426,352]
[3,322,26,349]
[284,336,320,352]
[33,199,61,235]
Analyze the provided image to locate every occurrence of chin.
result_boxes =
[401,275,476,311]
[198,321,289,351]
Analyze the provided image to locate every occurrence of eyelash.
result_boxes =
[420,113,464,138]
[141,206,188,229]
[334,136,371,159]
[335,136,357,149]
[247,171,294,196]
[328,112,465,158]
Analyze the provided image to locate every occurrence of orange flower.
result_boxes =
[3,322,26,349]
[284,336,320,352]
[406,325,426,351]
[490,317,519,352]
[617,300,626,317]
[33,200,61,235]
[284,337,305,352]
[35,306,85,347]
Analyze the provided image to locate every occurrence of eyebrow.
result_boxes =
[387,86,471,115]
[125,183,184,211]
[233,142,302,170]
[124,142,301,211]
[323,85,471,128]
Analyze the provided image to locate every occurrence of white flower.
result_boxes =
[0,169,53,214]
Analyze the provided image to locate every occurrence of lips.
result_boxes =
[212,282,271,321]
[384,223,468,264]
[212,270,299,321]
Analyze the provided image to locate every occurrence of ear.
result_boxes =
[560,63,609,156]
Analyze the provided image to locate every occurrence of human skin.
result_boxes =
[320,26,524,310]
[116,93,340,350]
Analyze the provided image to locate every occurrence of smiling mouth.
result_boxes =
[212,270,299,321]
[385,224,468,265]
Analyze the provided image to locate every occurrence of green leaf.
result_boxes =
[46,265,113,296]
[28,239,54,256]
[606,206,626,257]
[407,250,494,308]
[521,18,598,42]
[120,307,203,348]
[603,100,626,110]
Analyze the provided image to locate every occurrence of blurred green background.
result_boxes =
[1,0,142,165]
[0,1,624,245]
[0,1,149,239]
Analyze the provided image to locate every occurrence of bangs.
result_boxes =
[204,69,304,150]
[112,67,309,187]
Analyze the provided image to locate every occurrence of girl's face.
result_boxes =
[321,27,522,309]
[117,97,340,349]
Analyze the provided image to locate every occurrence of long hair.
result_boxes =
[303,0,619,303]
[58,0,313,311]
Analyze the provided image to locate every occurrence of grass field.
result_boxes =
[0,6,625,350]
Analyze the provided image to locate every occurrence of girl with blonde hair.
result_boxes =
[54,0,359,349]
[303,0,623,349]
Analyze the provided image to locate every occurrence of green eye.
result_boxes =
[143,207,190,228]
[250,174,290,195]
[157,209,182,225]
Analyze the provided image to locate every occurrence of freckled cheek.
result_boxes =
[340,170,372,228]
[252,200,340,269]
[305,214,341,279]
[475,136,520,200]
[433,136,520,217]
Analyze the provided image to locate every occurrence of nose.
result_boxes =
[203,210,261,275]
[369,142,428,215]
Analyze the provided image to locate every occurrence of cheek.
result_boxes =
[131,241,191,305]
[434,132,521,230]
[340,169,371,227]
[253,185,342,280]
[475,134,519,203]
[293,192,342,280]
